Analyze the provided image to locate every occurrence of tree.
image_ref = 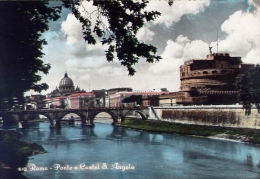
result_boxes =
[0,1,61,108]
[235,64,260,115]
[62,0,162,75]
[0,0,167,109]
[122,95,142,105]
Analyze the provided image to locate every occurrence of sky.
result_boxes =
[27,0,260,95]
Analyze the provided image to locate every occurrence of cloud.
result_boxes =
[149,35,209,74]
[137,27,155,42]
[146,0,210,26]
[61,13,83,44]
[96,66,126,76]
[147,34,209,91]
[210,2,260,64]
[78,74,90,81]
[243,49,260,64]
[86,41,108,52]
[249,0,260,10]
[61,1,109,45]
[65,56,106,69]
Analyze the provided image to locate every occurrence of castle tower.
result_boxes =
[177,53,254,105]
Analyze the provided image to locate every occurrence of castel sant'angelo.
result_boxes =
[176,50,254,105]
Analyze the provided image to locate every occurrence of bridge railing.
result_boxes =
[2,106,147,113]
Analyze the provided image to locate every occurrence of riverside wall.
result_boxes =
[148,105,260,129]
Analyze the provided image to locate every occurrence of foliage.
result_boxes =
[0,130,46,169]
[0,130,22,141]
[0,1,61,107]
[0,0,173,108]
[122,95,142,105]
[235,64,260,115]
[61,0,162,75]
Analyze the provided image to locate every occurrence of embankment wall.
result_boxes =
[149,105,260,129]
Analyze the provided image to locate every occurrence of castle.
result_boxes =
[176,52,254,105]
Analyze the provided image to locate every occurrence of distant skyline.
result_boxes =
[26,0,260,95]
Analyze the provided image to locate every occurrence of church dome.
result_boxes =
[59,72,75,95]
[59,72,74,87]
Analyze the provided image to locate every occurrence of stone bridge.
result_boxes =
[1,107,149,128]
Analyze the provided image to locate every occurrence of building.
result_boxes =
[36,72,94,109]
[109,91,134,107]
[47,72,85,97]
[67,92,95,109]
[92,89,107,107]
[107,87,132,96]
[24,70,174,109]
[52,96,67,109]
[158,92,179,106]
[25,94,46,110]
[177,52,254,105]
[109,90,169,107]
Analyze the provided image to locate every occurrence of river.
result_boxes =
[5,121,260,179]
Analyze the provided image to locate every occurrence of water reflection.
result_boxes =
[18,122,260,166]
[7,122,260,179]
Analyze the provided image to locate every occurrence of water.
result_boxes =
[7,122,260,179]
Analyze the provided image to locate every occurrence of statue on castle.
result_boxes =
[209,46,213,54]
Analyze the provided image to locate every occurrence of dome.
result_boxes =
[59,72,74,87]
[59,72,75,94]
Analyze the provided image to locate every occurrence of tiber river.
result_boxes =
[4,116,260,179]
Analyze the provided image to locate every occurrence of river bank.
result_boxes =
[0,130,46,179]
[121,118,260,145]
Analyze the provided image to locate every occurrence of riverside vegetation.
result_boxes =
[121,118,260,145]
[0,130,46,178]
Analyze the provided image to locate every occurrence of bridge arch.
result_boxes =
[25,113,52,122]
[91,111,118,124]
[59,112,86,121]
[3,114,17,124]
[51,111,88,127]
[122,110,148,122]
